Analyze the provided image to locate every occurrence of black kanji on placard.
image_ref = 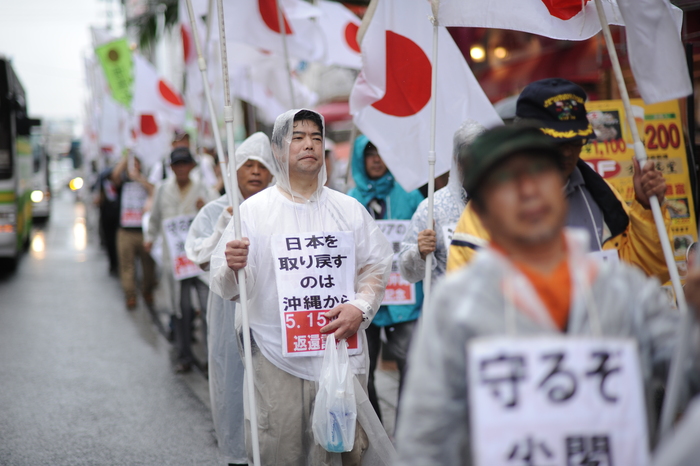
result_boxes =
[283,296,302,311]
[585,351,621,403]
[479,354,526,408]
[539,352,577,403]
[278,257,300,271]
[506,435,556,466]
[305,235,325,249]
[565,434,613,466]
[286,237,302,251]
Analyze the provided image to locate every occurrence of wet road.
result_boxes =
[0,192,223,465]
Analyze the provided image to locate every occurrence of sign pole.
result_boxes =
[215,0,262,463]
[593,0,691,439]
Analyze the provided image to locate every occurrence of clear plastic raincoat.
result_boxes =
[395,229,699,465]
[184,132,274,464]
[209,109,395,465]
[398,120,485,284]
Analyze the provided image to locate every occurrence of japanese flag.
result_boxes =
[350,0,502,192]
[132,55,185,165]
[223,0,324,62]
[435,0,691,104]
[317,0,362,69]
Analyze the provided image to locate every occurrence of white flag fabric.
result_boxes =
[616,0,692,104]
[223,0,323,62]
[350,0,502,192]
[317,0,362,69]
[436,0,690,104]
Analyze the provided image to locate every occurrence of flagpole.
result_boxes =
[275,0,297,109]
[185,0,232,205]
[593,0,690,439]
[423,5,440,306]
[215,0,262,464]
[195,0,218,156]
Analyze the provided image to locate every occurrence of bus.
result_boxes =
[30,126,51,220]
[0,57,40,269]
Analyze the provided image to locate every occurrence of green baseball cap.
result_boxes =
[460,124,563,195]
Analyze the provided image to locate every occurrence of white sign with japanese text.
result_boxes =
[120,181,148,228]
[272,231,359,358]
[376,220,416,305]
[162,215,201,281]
[442,223,457,250]
[467,336,650,466]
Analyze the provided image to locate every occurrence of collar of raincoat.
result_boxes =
[450,119,487,205]
[270,109,328,203]
[350,134,395,206]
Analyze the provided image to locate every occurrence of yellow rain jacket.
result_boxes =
[447,161,672,283]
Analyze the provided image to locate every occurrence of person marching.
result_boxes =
[395,125,700,465]
[210,109,393,465]
[346,136,424,424]
[447,78,670,282]
[185,132,275,465]
[144,147,218,373]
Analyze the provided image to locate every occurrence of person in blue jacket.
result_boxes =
[347,135,424,425]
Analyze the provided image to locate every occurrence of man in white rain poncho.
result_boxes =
[184,132,274,465]
[210,109,393,465]
[398,120,486,284]
[395,125,700,465]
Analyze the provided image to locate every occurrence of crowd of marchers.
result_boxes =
[91,78,700,466]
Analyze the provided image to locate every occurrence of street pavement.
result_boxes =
[0,191,400,465]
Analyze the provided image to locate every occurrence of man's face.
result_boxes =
[288,120,324,178]
[477,153,567,248]
[238,159,272,199]
[171,161,195,183]
[364,146,388,180]
[558,140,586,177]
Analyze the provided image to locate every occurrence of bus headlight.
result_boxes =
[31,190,44,203]
[69,177,84,191]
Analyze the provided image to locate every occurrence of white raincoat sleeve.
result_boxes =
[398,199,434,284]
[349,204,393,328]
[185,196,230,271]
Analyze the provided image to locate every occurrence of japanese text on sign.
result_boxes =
[162,215,201,280]
[120,181,148,228]
[376,220,416,305]
[467,336,650,466]
[272,231,359,357]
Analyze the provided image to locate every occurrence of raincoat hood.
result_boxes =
[351,134,395,206]
[270,108,327,201]
[449,119,486,204]
[232,131,276,200]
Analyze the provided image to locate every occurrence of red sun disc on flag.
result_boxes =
[259,0,293,35]
[371,31,431,118]
[541,0,590,20]
[140,114,158,136]
[344,22,360,53]
[158,80,184,106]
[181,24,191,63]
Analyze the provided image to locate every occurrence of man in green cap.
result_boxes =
[393,125,700,465]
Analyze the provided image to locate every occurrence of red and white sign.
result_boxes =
[272,231,359,357]
[349,0,502,192]
[163,215,201,280]
[435,0,690,105]
[317,0,362,69]
[376,220,416,306]
[119,181,148,227]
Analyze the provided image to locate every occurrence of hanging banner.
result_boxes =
[582,99,697,282]
[468,336,650,466]
[272,231,360,357]
[95,38,134,108]
[376,220,416,305]
[163,215,201,280]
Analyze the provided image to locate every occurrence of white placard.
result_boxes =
[162,215,201,281]
[442,222,457,250]
[467,336,650,466]
[120,181,148,228]
[376,220,416,305]
[272,231,359,357]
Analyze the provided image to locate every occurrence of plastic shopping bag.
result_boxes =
[312,334,357,453]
